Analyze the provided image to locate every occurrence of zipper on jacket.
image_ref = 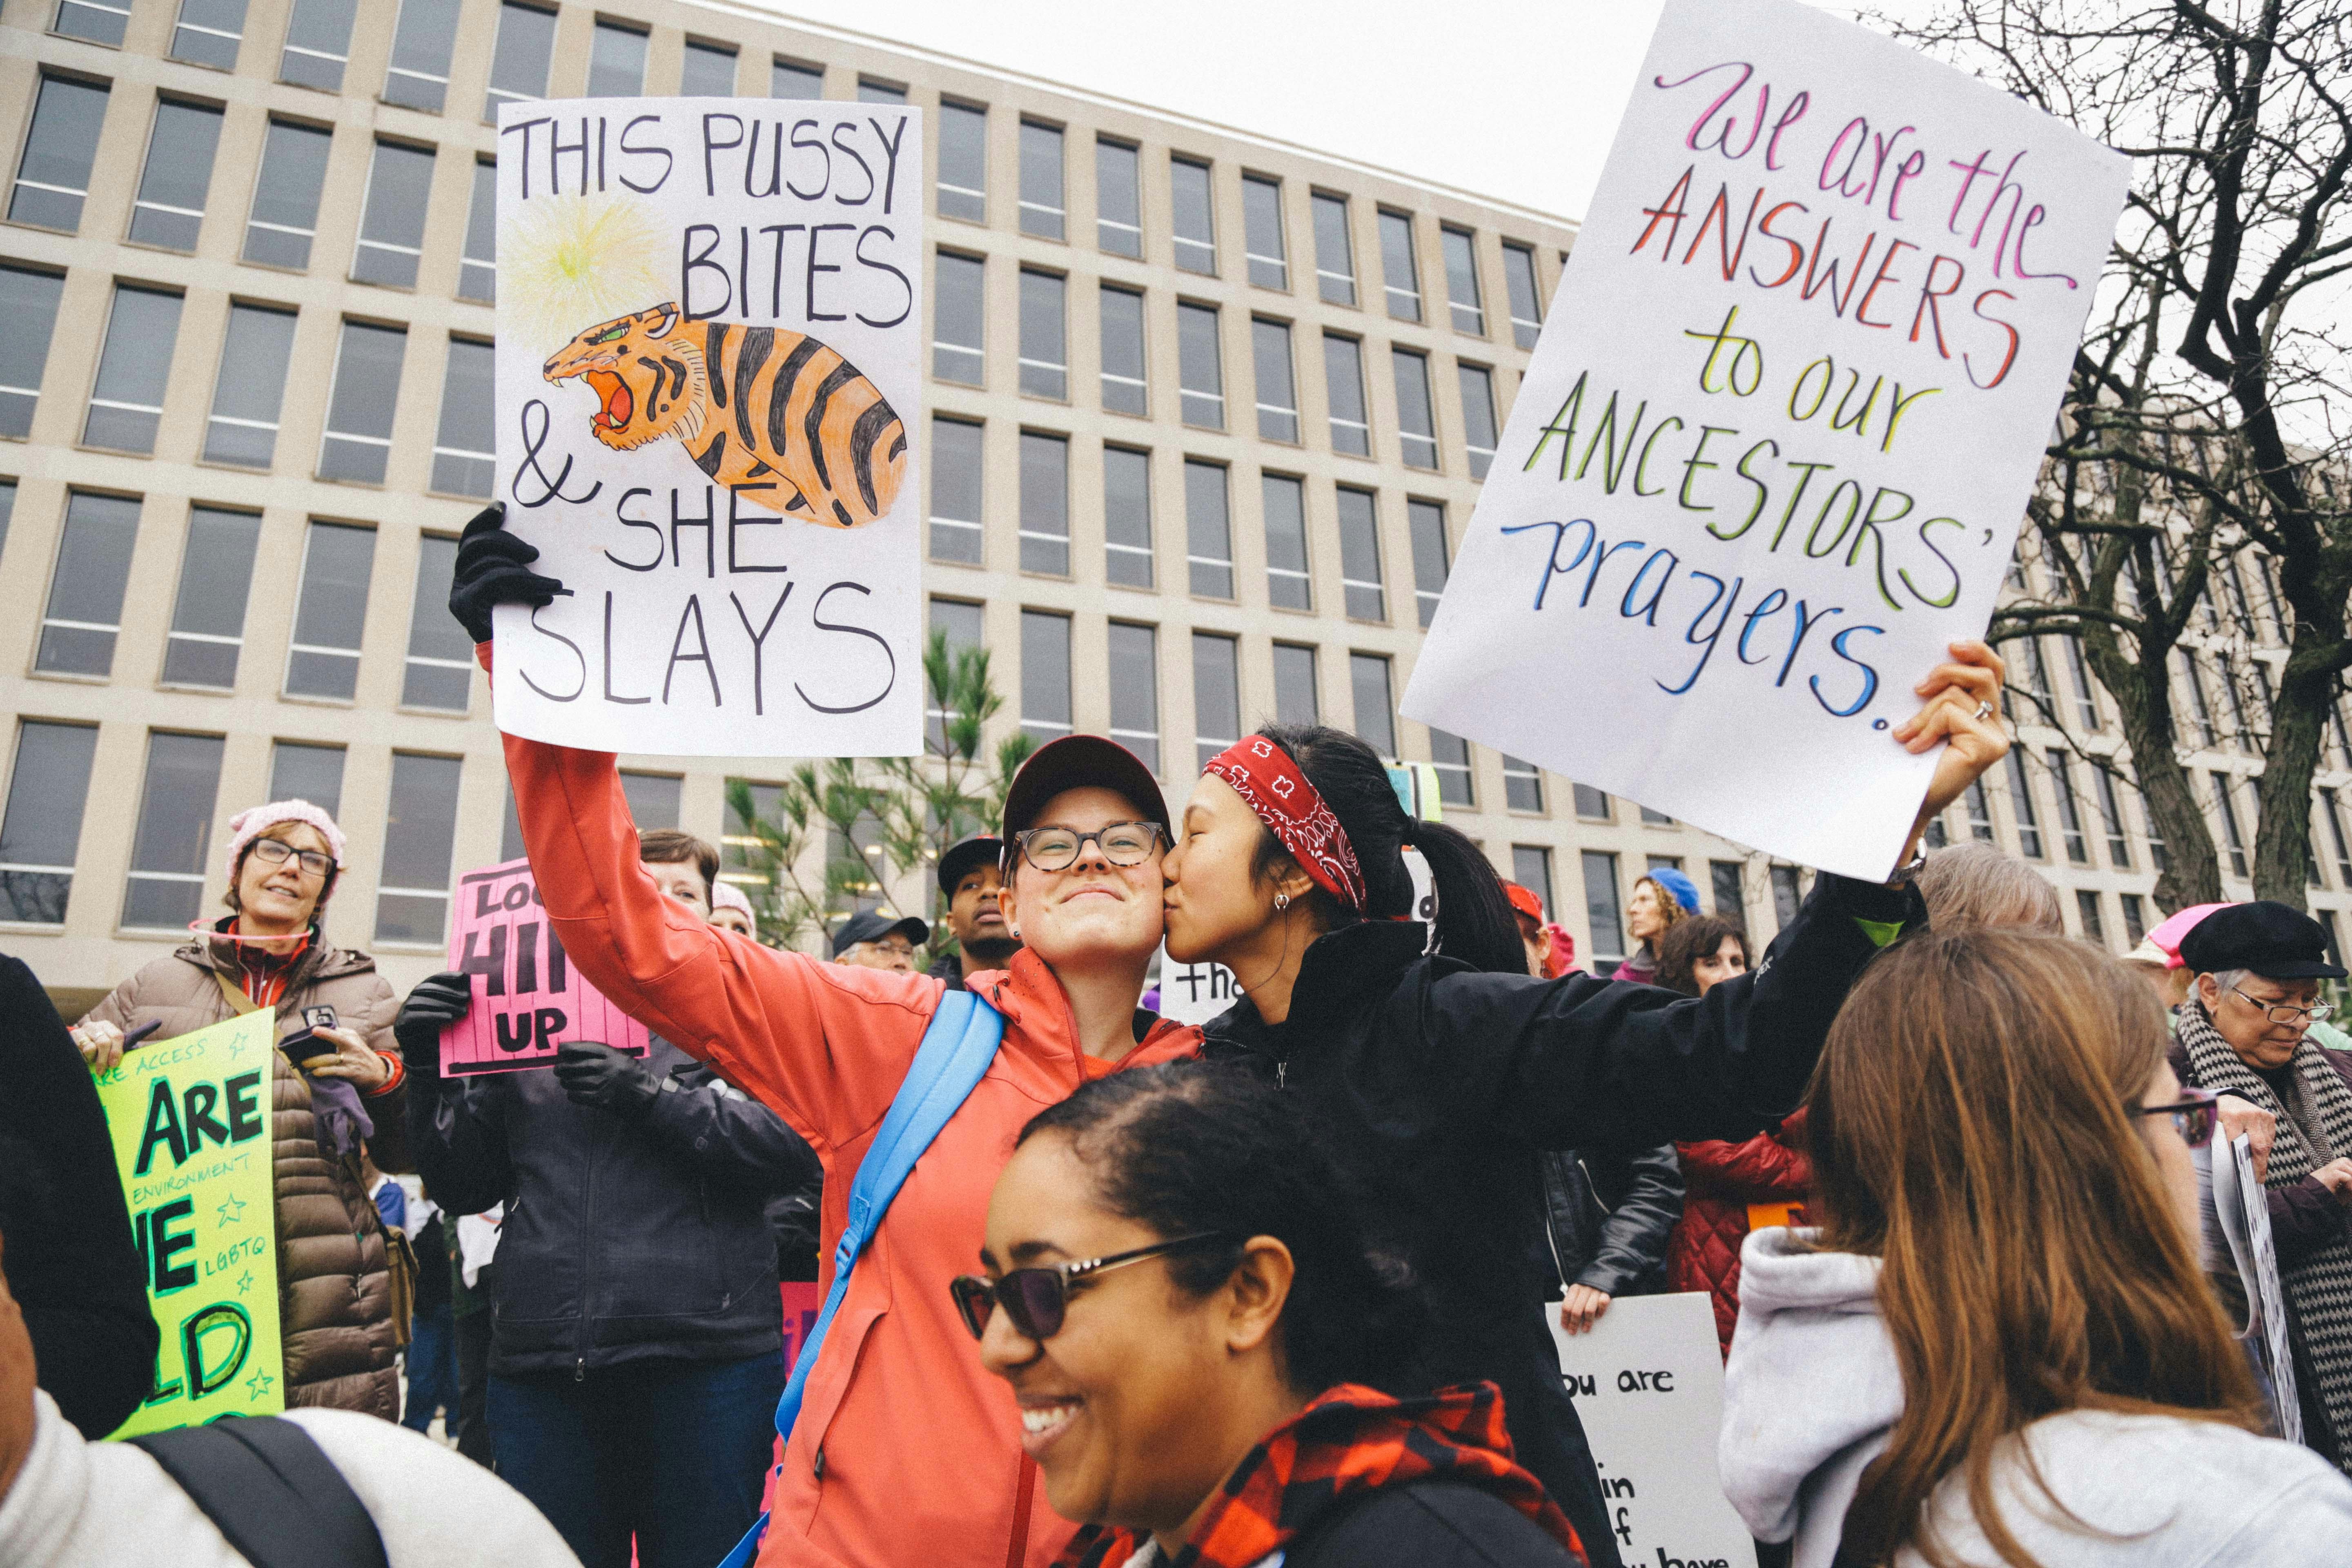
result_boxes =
[1276,1060,1287,1089]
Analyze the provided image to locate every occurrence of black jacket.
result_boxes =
[0,954,160,1437]
[1287,1482,1581,1568]
[1200,871,1922,1568]
[1534,1145,1684,1299]
[407,1034,817,1375]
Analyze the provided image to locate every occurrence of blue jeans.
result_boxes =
[488,1353,783,1568]
[401,1303,459,1432]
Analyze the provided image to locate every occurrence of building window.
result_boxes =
[279,0,356,90]
[586,19,647,97]
[2179,651,2220,750]
[680,39,737,96]
[1710,859,1744,918]
[270,741,345,819]
[11,76,111,232]
[243,118,332,268]
[0,721,99,924]
[1458,363,1498,480]
[2094,768,2133,869]
[1503,241,1544,348]
[1099,285,1147,415]
[1177,303,1224,428]
[858,79,907,104]
[1108,623,1160,773]
[1392,349,1438,470]
[1336,488,1386,622]
[1350,653,1396,758]
[55,0,131,46]
[771,58,822,98]
[203,303,297,467]
[2048,749,2091,865]
[1407,499,1448,628]
[85,285,184,454]
[354,140,434,287]
[460,159,497,301]
[1504,755,1543,812]
[1582,851,1624,967]
[2213,771,2249,880]
[1441,226,1484,335]
[129,99,225,252]
[37,492,140,677]
[1104,446,1153,588]
[1021,610,1073,743]
[383,0,459,109]
[1019,430,1070,576]
[2062,637,2100,730]
[2005,750,2044,858]
[1252,318,1298,442]
[484,1,556,118]
[404,534,472,710]
[0,267,65,437]
[933,252,985,385]
[1323,334,1370,455]
[937,101,987,222]
[162,506,261,687]
[1273,643,1319,726]
[376,752,462,944]
[2076,890,2107,947]
[1192,633,1241,771]
[1096,138,1142,257]
[0,480,14,558]
[123,732,225,930]
[1769,864,1804,931]
[1263,472,1311,611]
[2120,892,2147,945]
[1573,782,1610,820]
[1964,778,1995,842]
[1019,120,1065,240]
[1430,728,1472,807]
[719,777,780,887]
[1379,210,1421,321]
[1242,174,1287,290]
[1183,459,1234,600]
[1312,192,1355,306]
[1515,846,1555,922]
[320,320,406,483]
[1171,156,1216,274]
[2324,788,2352,886]
[430,339,495,497]
[619,770,682,829]
[926,597,984,751]
[928,416,983,565]
[285,521,375,699]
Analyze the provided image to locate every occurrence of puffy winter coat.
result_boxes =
[1666,1111,1811,1359]
[1533,1145,1684,1299]
[80,930,408,1417]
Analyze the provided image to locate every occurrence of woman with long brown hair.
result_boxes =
[1721,930,2352,1565]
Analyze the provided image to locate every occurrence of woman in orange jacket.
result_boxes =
[447,509,1199,1568]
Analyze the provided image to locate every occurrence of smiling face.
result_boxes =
[1161,774,1296,968]
[234,824,333,930]
[998,788,1165,971]
[542,303,709,452]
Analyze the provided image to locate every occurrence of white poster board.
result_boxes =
[493,100,924,757]
[2207,1133,2303,1442]
[1403,0,2130,880]
[1156,949,1241,1027]
[1548,1292,1756,1568]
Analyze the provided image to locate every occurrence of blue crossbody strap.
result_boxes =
[717,987,1005,1568]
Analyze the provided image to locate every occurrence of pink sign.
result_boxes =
[440,858,650,1075]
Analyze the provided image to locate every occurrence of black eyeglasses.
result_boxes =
[2129,1085,2220,1148]
[2227,985,2334,1025]
[248,838,333,878]
[949,1233,1235,1342]
[1012,822,1166,873]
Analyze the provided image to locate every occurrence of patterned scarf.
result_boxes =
[1052,1383,1584,1568]
[2178,997,2352,1469]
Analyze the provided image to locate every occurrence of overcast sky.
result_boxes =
[726,0,1936,222]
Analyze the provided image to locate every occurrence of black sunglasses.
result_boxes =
[2129,1085,2220,1149]
[949,1232,1236,1342]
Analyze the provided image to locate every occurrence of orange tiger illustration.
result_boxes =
[541,303,906,526]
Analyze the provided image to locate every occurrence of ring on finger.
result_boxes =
[1973,700,1993,721]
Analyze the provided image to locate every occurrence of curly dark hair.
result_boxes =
[1653,914,1748,997]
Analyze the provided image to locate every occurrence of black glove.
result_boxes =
[449,502,566,644]
[554,1041,662,1117]
[393,971,473,1076]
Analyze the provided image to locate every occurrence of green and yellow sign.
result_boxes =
[92,1010,285,1438]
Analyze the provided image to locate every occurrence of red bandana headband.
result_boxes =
[1203,738,1367,912]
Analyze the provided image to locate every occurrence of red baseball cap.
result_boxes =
[1502,881,1545,923]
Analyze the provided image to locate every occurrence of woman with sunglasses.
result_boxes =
[1158,644,2010,1566]
[1722,929,2352,1565]
[447,508,1200,1568]
[965,1061,1585,1568]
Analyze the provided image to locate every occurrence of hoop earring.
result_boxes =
[1274,893,1290,911]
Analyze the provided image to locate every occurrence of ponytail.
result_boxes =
[1248,725,1526,976]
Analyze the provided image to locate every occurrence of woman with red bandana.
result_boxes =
[1160,653,2010,1568]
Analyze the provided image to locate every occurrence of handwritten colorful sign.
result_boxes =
[492,98,925,758]
[1403,0,2130,879]
[441,857,651,1074]
[94,1011,286,1438]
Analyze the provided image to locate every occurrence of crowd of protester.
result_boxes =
[4,499,2352,1566]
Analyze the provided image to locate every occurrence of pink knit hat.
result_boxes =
[2147,902,2233,970]
[223,800,349,885]
[710,879,757,935]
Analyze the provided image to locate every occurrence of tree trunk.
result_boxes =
[2252,627,2346,907]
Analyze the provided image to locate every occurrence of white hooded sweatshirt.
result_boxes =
[1719,1228,2352,1567]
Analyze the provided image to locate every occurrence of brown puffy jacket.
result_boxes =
[80,929,408,1417]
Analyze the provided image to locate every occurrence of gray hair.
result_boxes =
[1913,843,2065,934]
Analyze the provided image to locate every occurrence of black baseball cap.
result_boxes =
[829,909,930,958]
[999,736,1171,862]
[936,834,1004,897]
[2178,900,2348,981]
